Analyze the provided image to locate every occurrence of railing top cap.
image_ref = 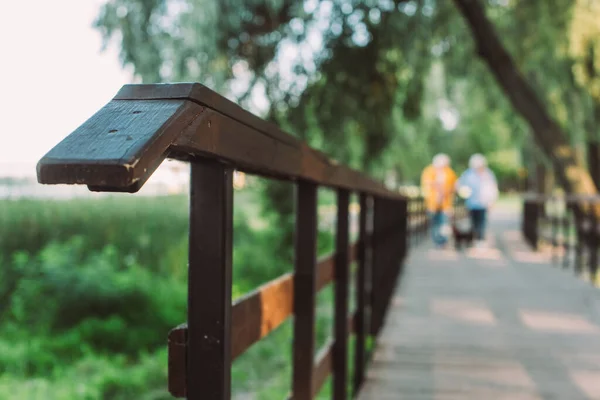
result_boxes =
[36,83,404,199]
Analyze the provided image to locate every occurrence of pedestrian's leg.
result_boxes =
[480,209,488,240]
[439,212,449,245]
[431,212,442,244]
[469,209,478,239]
[474,210,484,240]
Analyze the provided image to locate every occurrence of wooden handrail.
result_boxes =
[36,82,425,400]
[37,83,403,199]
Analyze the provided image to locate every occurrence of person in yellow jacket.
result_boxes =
[420,153,457,247]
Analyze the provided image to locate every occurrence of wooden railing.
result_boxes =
[36,83,427,400]
[522,194,599,283]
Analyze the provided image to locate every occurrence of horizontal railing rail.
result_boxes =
[36,83,425,400]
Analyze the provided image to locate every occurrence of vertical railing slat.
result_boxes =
[333,189,350,400]
[187,160,234,400]
[370,197,383,336]
[353,193,368,395]
[589,202,598,283]
[292,181,318,400]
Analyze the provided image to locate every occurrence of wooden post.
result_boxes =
[187,160,234,400]
[333,190,350,400]
[292,181,318,400]
[589,203,598,284]
[399,198,409,263]
[552,198,559,263]
[353,193,369,395]
[563,201,570,269]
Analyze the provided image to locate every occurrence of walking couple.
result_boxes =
[420,153,499,248]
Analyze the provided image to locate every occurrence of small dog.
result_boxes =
[452,220,474,250]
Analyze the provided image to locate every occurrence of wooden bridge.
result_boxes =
[37,83,600,399]
[358,209,600,400]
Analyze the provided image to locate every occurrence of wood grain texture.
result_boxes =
[37,99,202,192]
[37,83,403,199]
[168,324,187,398]
[231,272,294,360]
[354,193,369,395]
[187,160,233,400]
[333,189,350,400]
[292,181,318,400]
[167,243,360,398]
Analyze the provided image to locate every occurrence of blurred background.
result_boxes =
[1,0,599,398]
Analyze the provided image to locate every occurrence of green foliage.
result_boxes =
[0,193,340,398]
[0,195,189,273]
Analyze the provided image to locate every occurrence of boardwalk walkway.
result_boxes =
[358,209,600,399]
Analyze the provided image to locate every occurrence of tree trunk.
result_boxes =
[588,141,600,191]
[452,0,597,197]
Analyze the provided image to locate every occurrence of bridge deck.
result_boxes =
[358,211,600,400]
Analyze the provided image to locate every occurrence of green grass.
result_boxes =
[0,190,346,399]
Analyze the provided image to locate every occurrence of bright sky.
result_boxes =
[0,0,458,179]
[0,0,132,177]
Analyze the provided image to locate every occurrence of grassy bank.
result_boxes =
[0,191,340,399]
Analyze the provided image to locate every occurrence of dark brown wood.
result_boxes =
[369,198,406,337]
[312,340,334,398]
[399,198,408,262]
[187,160,233,400]
[293,181,318,400]
[37,84,404,200]
[115,83,301,148]
[589,207,599,280]
[353,193,369,395]
[168,243,361,397]
[37,99,202,192]
[562,206,570,269]
[168,324,187,398]
[348,312,356,334]
[552,200,559,263]
[370,198,389,336]
[333,189,350,400]
[171,110,402,200]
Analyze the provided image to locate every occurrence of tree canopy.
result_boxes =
[95,0,600,188]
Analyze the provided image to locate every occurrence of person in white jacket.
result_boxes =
[456,154,499,246]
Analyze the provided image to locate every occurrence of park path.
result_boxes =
[358,209,600,399]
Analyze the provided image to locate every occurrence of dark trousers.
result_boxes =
[469,209,487,240]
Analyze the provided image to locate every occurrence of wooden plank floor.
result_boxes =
[358,210,600,400]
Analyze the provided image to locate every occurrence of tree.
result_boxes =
[452,0,598,196]
[94,0,600,196]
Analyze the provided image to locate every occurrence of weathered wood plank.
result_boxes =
[187,160,233,399]
[358,213,600,400]
[333,189,350,400]
[231,272,294,360]
[353,193,369,395]
[167,243,360,397]
[37,84,403,199]
[293,181,318,400]
[168,324,187,398]
[37,99,202,192]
